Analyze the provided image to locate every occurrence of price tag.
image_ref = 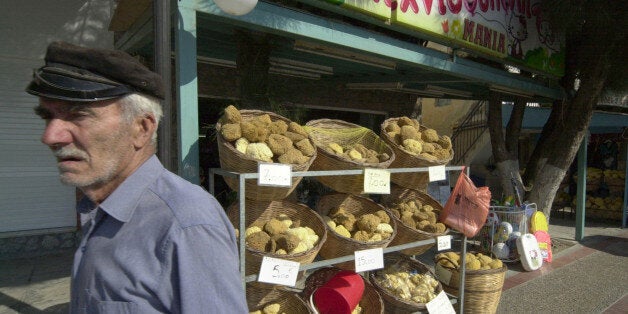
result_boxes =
[354,248,384,272]
[258,163,292,187]
[363,168,390,194]
[257,256,300,286]
[437,235,452,251]
[428,165,447,182]
[426,290,456,314]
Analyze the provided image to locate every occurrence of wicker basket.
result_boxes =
[315,193,397,271]
[380,117,453,191]
[369,253,443,313]
[434,253,507,314]
[305,119,395,195]
[216,109,316,200]
[227,199,327,277]
[247,285,313,314]
[301,267,384,314]
[380,186,450,256]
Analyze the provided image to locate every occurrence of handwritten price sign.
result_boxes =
[426,290,456,314]
[428,165,447,182]
[437,235,452,251]
[354,248,384,272]
[363,168,390,194]
[258,163,292,187]
[258,256,300,286]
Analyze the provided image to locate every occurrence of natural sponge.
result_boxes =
[220,105,242,124]
[246,231,271,252]
[264,218,288,236]
[220,123,242,142]
[266,134,293,156]
[241,121,269,143]
[245,143,273,162]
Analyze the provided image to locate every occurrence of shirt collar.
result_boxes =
[96,155,164,222]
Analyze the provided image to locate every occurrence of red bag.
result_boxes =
[440,168,491,237]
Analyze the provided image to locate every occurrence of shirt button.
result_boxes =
[81,246,86,252]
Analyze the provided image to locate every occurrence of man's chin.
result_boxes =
[59,174,91,188]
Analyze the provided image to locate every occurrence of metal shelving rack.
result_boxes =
[210,165,470,312]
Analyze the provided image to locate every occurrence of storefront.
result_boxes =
[107,1,584,311]
[110,0,564,183]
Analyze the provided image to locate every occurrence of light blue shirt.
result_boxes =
[70,155,248,313]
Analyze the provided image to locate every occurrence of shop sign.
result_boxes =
[323,0,564,76]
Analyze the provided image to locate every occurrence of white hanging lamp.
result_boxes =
[214,0,258,16]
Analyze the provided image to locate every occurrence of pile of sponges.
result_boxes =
[388,199,447,234]
[436,251,503,271]
[219,105,315,164]
[324,142,391,164]
[241,214,320,255]
[323,206,394,242]
[382,116,452,162]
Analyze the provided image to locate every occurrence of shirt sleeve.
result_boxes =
[168,223,249,313]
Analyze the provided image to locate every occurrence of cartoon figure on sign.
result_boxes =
[507,13,528,59]
[529,249,540,268]
[531,2,558,50]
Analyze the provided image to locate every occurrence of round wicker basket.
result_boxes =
[301,267,384,314]
[369,253,443,313]
[216,109,316,200]
[305,119,395,195]
[434,252,507,314]
[380,186,450,256]
[380,117,453,191]
[247,285,313,314]
[227,199,327,277]
[315,193,397,271]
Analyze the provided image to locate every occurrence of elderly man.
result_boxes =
[26,41,248,313]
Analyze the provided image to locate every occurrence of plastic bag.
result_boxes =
[440,168,491,237]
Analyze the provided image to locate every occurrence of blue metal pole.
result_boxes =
[622,142,627,229]
[175,0,200,184]
[575,133,588,241]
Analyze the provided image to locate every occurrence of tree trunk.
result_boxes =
[487,92,526,200]
[502,0,624,220]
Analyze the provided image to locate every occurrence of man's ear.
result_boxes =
[133,114,157,149]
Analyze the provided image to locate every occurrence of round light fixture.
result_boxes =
[214,0,258,16]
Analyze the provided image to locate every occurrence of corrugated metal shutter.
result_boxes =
[0,57,76,233]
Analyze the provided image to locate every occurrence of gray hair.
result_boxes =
[117,93,163,144]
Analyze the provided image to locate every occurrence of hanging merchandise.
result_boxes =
[440,167,492,238]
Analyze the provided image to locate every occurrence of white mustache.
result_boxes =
[53,147,89,161]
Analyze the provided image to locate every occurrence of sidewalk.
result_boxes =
[0,218,626,313]
[497,217,628,313]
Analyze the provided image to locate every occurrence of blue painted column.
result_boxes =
[575,133,588,241]
[176,0,200,184]
[622,142,627,229]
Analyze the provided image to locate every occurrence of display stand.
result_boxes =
[210,165,469,312]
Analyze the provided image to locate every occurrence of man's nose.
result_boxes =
[41,119,72,148]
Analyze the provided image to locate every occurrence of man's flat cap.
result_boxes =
[26,41,164,101]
